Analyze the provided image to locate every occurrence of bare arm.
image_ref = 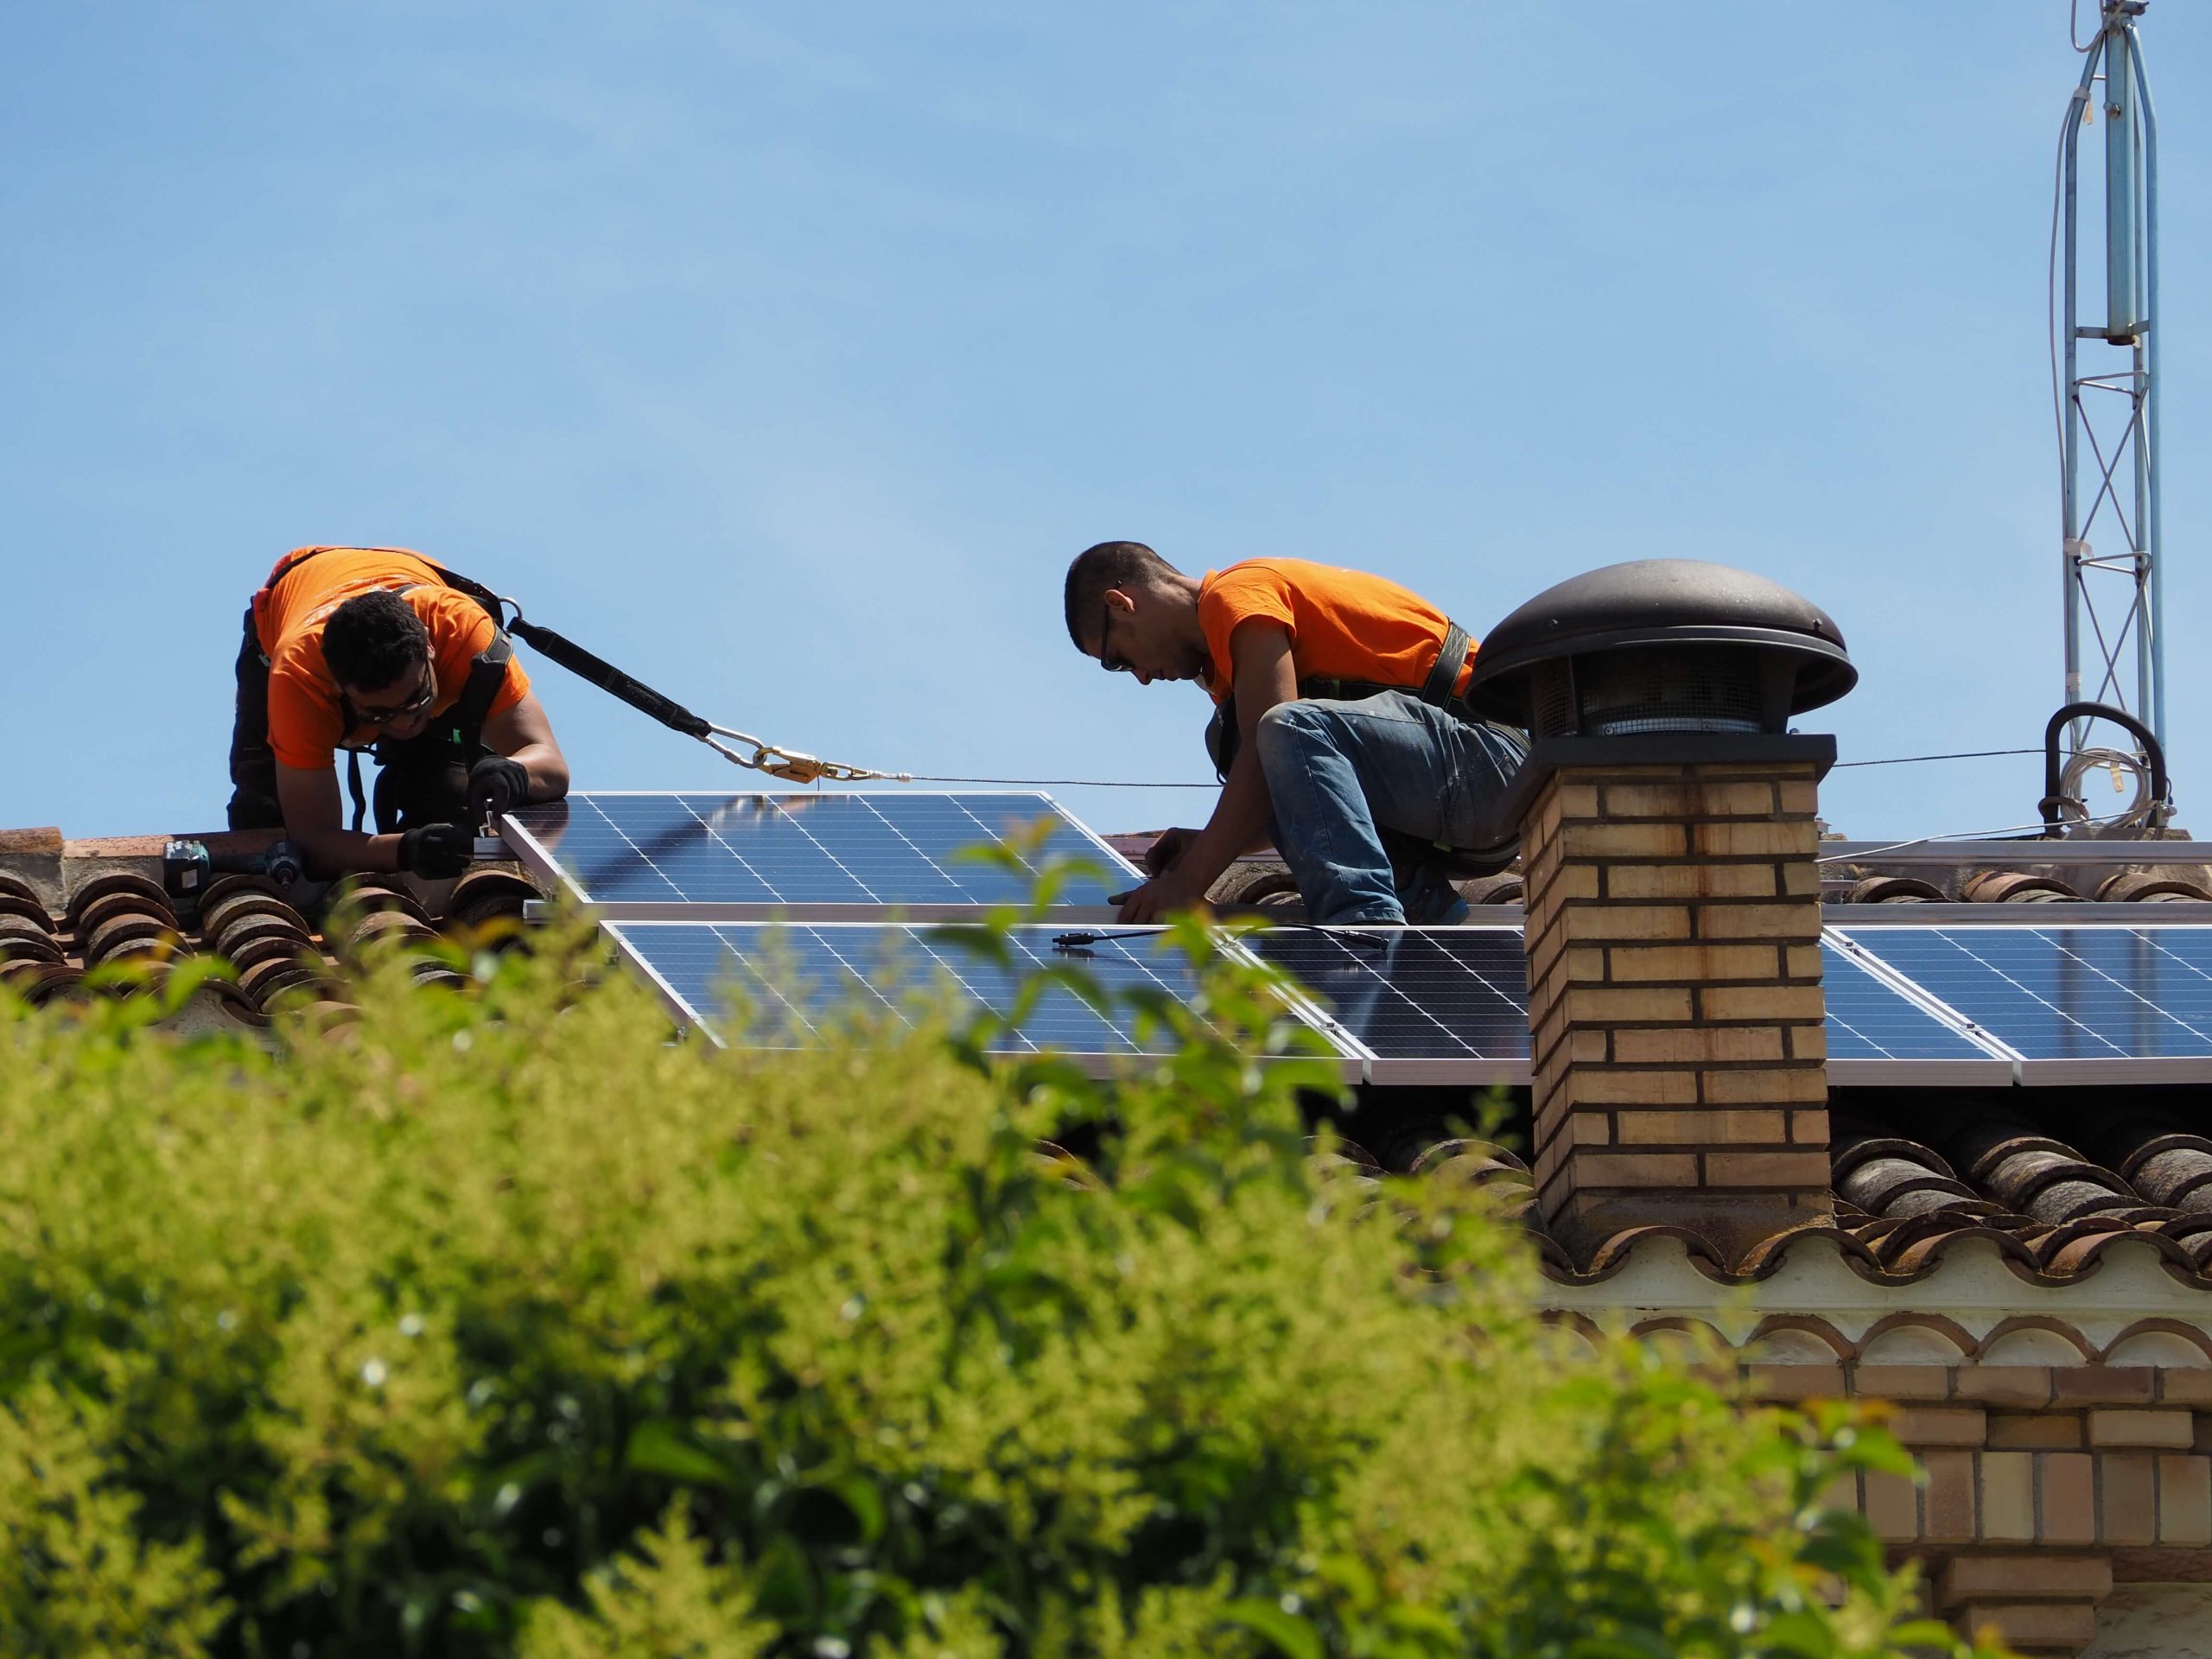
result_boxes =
[275,762,406,875]
[480,690,569,800]
[1114,622,1297,924]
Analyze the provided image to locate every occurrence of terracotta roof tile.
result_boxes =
[1305,1084,2212,1293]
[0,849,537,1031]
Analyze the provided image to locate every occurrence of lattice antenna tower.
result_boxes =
[2058,1,2165,752]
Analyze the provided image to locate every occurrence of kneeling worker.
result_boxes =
[226,545,569,878]
[1065,541,1527,925]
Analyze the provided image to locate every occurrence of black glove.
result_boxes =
[469,755,531,818]
[397,823,474,879]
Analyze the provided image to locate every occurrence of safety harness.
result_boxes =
[256,547,520,832]
[1203,619,1478,779]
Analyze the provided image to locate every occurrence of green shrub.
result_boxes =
[0,892,1999,1658]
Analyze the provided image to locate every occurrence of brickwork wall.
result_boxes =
[1520,760,1832,1253]
[1748,1363,2212,1656]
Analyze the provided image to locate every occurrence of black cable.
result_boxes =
[1831,747,2044,769]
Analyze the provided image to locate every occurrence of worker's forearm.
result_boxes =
[294,826,406,876]
[1176,754,1274,892]
[511,742,569,801]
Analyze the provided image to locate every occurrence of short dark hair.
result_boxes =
[323,589,429,690]
[1063,541,1181,650]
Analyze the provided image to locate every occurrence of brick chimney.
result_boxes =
[1460,560,1856,1259]
[1518,750,1831,1255]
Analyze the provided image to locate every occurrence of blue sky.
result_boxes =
[3,3,2204,844]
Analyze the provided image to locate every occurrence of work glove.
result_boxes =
[397,823,474,879]
[469,755,531,818]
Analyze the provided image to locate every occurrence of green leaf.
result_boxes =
[1314,1551,1378,1611]
[623,1419,736,1489]
[1221,1599,1324,1659]
[1758,1608,1839,1658]
[1888,1618,1967,1649]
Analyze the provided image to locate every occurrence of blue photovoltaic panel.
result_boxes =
[609,922,1224,1058]
[1248,929,1995,1072]
[506,791,1134,907]
[1837,925,2212,1065]
[609,916,2026,1081]
[1248,927,1529,1062]
[1819,947,2005,1065]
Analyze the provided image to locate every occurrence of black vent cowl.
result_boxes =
[1464,560,1855,738]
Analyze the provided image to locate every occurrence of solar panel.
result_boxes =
[1246,927,2008,1084]
[606,922,1357,1077]
[1835,925,2212,1083]
[504,791,1137,915]
[1245,927,1529,1084]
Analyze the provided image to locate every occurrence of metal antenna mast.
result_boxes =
[2058,1,2165,755]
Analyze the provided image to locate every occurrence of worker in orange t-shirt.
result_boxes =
[1064,541,1528,925]
[226,547,569,878]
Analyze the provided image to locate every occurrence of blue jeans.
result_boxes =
[1253,693,1529,925]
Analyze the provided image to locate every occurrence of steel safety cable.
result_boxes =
[1815,803,2142,866]
[862,747,2056,790]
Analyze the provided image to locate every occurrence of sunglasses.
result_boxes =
[1097,599,1133,674]
[353,663,437,725]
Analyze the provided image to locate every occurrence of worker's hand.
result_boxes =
[469,755,531,817]
[1142,826,1202,876]
[397,823,474,879]
[1110,866,1214,925]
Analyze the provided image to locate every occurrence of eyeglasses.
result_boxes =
[1097,600,1132,674]
[353,664,437,725]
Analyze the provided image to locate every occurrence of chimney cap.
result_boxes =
[1465,559,1856,723]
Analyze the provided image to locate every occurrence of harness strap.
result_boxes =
[413,561,507,630]
[346,750,368,834]
[1421,621,1472,709]
[451,634,513,743]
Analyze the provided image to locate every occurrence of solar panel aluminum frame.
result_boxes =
[1832,923,2212,1088]
[1148,903,2212,931]
[1813,903,2212,927]
[1818,928,2021,1085]
[498,790,1144,922]
[1820,840,2212,868]
[601,920,1365,1083]
[531,900,1131,924]
[1999,1053,2210,1089]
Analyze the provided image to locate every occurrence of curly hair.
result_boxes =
[1062,541,1181,651]
[322,589,429,691]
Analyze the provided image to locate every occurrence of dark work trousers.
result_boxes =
[226,606,284,830]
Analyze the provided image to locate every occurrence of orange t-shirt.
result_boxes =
[1195,558,1476,706]
[253,547,531,772]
